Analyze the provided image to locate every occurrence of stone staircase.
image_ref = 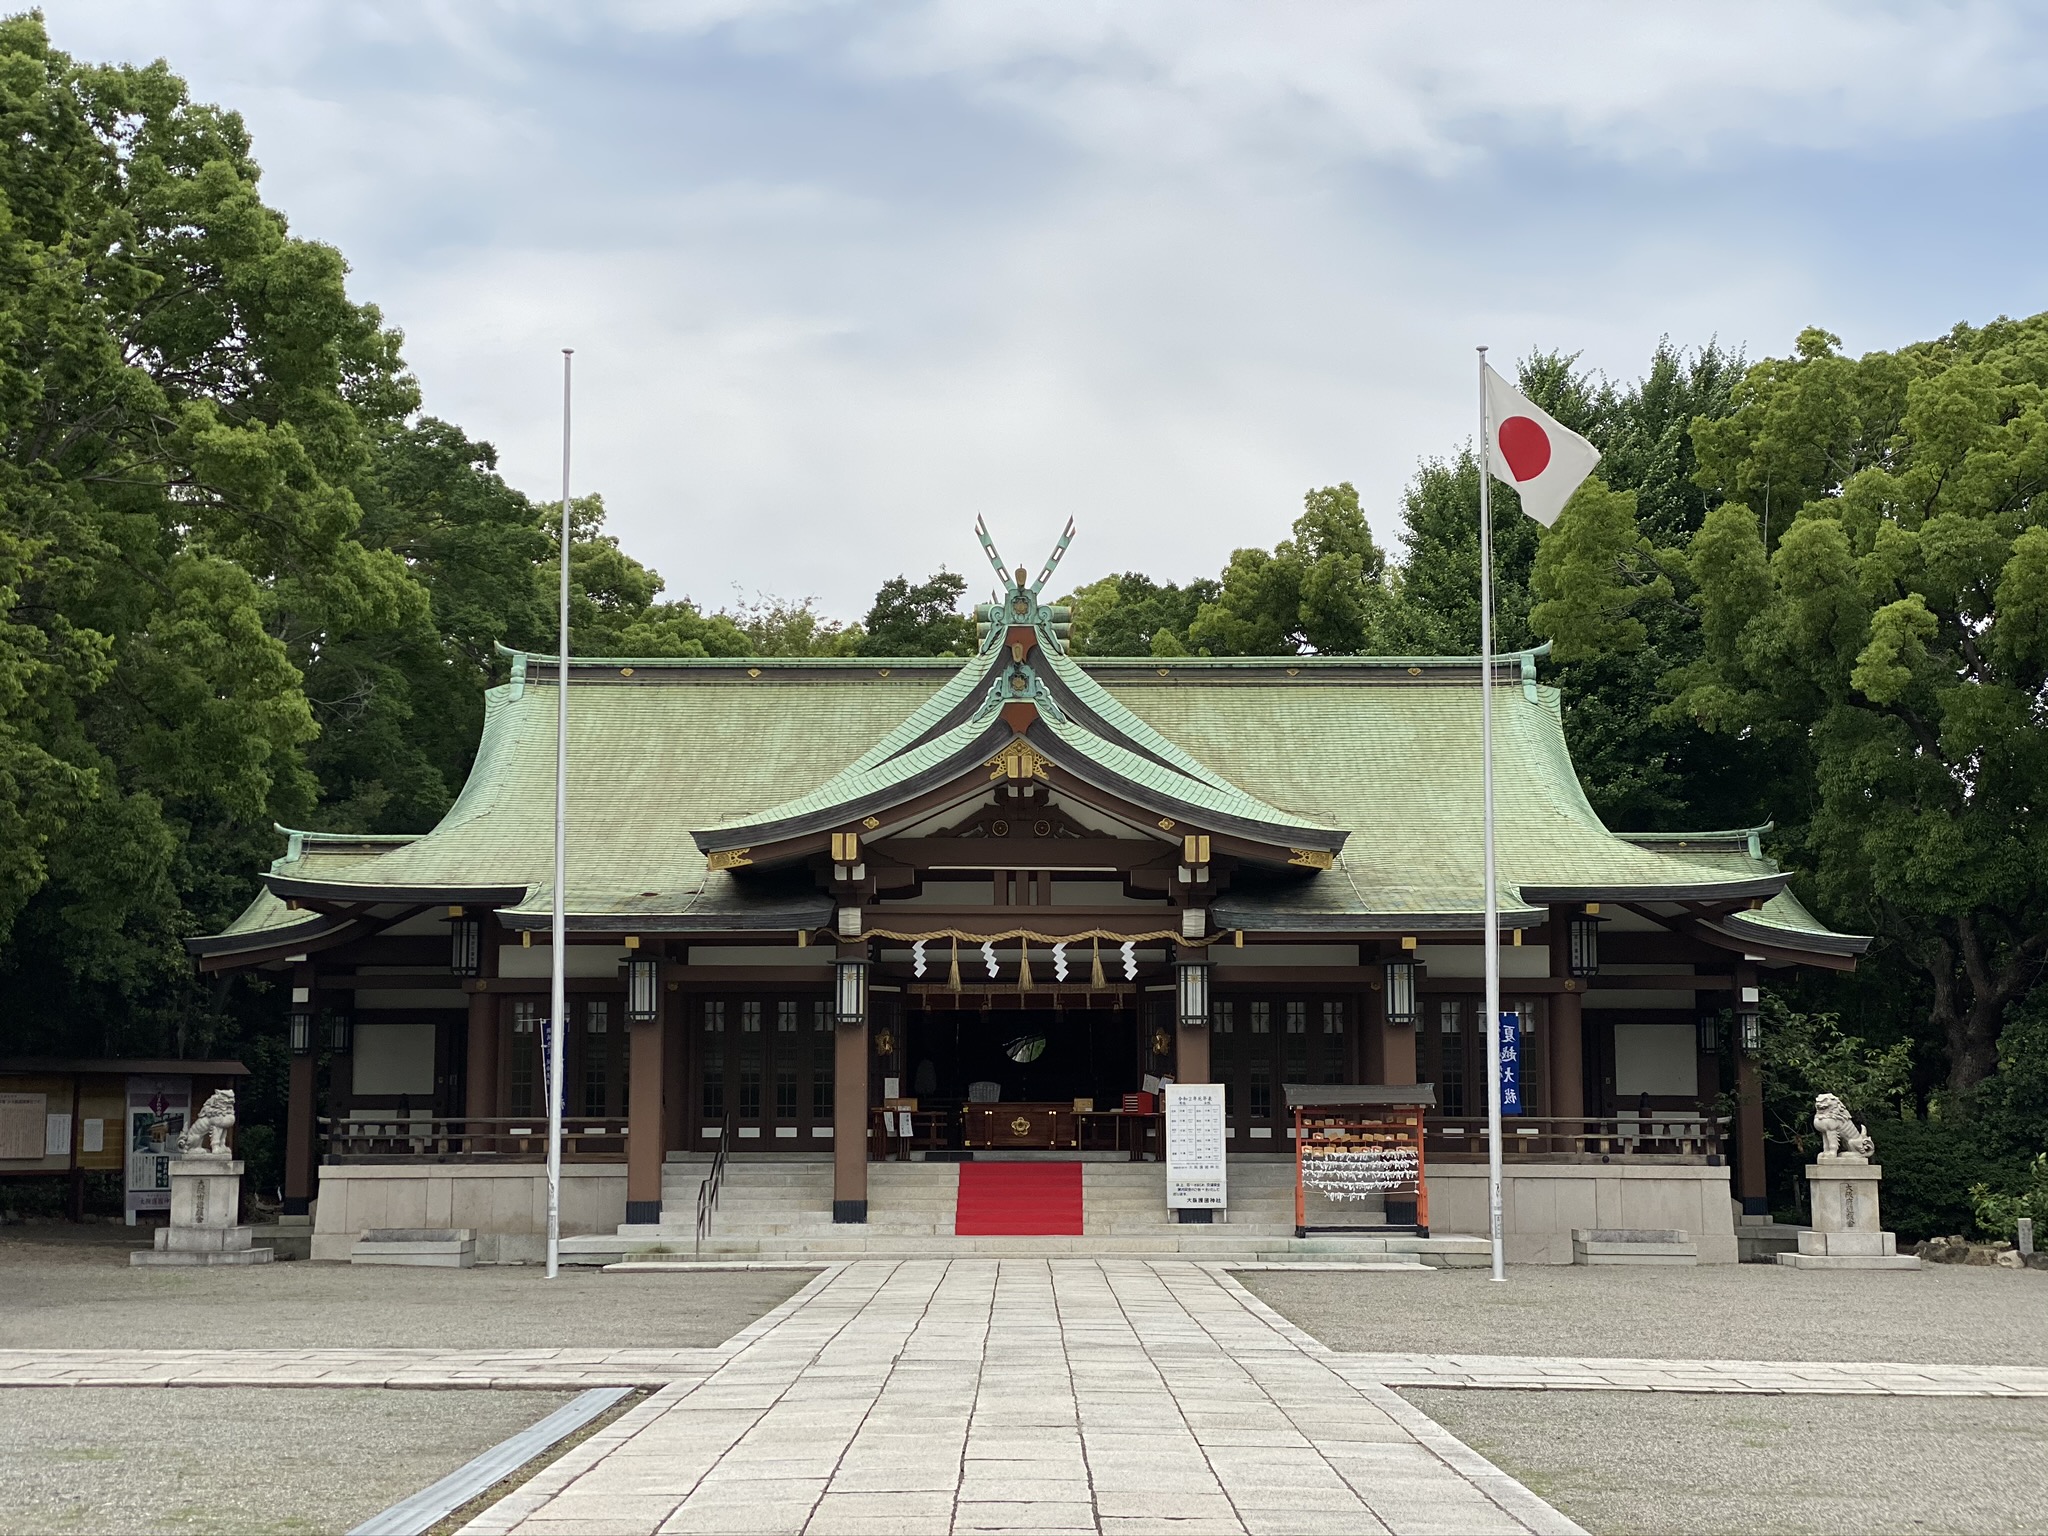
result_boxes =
[557,1155,1487,1266]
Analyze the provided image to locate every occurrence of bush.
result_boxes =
[1868,1117,2026,1242]
[1972,1153,2048,1244]
[236,1123,279,1201]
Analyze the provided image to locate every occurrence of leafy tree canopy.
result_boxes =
[859,570,974,657]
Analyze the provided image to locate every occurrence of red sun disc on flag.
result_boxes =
[1498,416,1551,481]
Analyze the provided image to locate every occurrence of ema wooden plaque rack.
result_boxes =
[1291,1097,1430,1238]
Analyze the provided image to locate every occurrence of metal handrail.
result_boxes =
[695,1114,733,1260]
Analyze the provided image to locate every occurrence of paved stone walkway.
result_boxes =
[459,1260,1579,1536]
[7,1260,2044,1534]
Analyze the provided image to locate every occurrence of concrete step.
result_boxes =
[563,1230,1489,1265]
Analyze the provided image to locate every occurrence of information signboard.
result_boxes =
[125,1076,190,1216]
[1165,1083,1228,1210]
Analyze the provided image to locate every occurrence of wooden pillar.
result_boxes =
[464,915,500,1137]
[1175,945,1210,1084]
[1546,909,1585,1123]
[833,944,869,1223]
[626,976,666,1226]
[1734,961,1768,1215]
[283,961,317,1217]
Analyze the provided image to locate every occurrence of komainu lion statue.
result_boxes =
[177,1088,236,1157]
[1813,1092,1874,1160]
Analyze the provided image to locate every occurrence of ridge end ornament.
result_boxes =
[1288,847,1334,870]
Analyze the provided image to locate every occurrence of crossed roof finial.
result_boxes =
[974,516,1076,600]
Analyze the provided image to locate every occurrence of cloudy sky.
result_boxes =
[42,2,2048,615]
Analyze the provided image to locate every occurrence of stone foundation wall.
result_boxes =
[1425,1162,1738,1264]
[309,1164,627,1263]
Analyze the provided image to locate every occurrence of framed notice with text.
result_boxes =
[1165,1083,1228,1210]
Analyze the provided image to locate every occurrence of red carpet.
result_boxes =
[954,1162,1084,1236]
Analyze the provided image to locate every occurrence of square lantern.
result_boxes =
[1383,960,1418,1025]
[1738,1007,1763,1056]
[289,1009,315,1055]
[1695,1014,1724,1055]
[323,1011,354,1054]
[449,912,482,977]
[1176,953,1211,1031]
[626,955,660,1023]
[835,953,869,1027]
[1568,910,1604,978]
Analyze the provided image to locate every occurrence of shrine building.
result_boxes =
[188,528,1866,1263]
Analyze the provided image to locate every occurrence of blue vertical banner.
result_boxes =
[1499,1011,1523,1115]
[539,1017,566,1114]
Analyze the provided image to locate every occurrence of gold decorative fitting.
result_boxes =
[877,668,891,677]
[1400,934,1417,950]
[1156,667,1170,676]
[986,739,1052,782]
[746,667,762,678]
[1009,673,1028,691]
[619,666,634,677]
[862,816,881,830]
[1157,817,1176,831]
[1288,848,1334,870]
[1286,667,1299,676]
[1010,1115,1032,1136]
[831,832,861,862]
[1407,666,1421,676]
[707,848,753,870]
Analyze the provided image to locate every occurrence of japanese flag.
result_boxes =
[1484,364,1600,526]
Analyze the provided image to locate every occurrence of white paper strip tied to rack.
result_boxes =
[1300,1146,1420,1199]
[1285,1083,1435,1238]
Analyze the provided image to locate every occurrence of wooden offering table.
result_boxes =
[962,1102,1079,1150]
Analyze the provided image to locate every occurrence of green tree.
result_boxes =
[1187,483,1390,655]
[1064,573,1218,657]
[1548,319,2048,1092]
[859,571,974,657]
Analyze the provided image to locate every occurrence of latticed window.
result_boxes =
[1282,1000,1308,1080]
[776,1066,798,1120]
[1211,1000,1233,1033]
[701,1000,725,1118]
[1319,999,1346,1084]
[509,1000,540,1118]
[1250,1064,1272,1119]
[1436,1000,1464,1117]
[1249,1001,1271,1035]
[777,1000,798,1033]
[582,1001,611,1118]
[812,1002,834,1120]
[739,1000,763,1117]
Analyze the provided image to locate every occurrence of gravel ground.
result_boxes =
[1,1386,575,1535]
[1407,1389,2048,1536]
[0,1227,812,1350]
[1240,1262,2048,1365]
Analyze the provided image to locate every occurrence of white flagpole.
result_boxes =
[547,348,573,1280]
[1478,346,1505,1283]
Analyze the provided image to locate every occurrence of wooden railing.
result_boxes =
[1425,1114,1727,1161]
[320,1116,629,1161]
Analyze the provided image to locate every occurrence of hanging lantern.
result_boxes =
[1568,908,1604,978]
[1383,960,1418,1025]
[1695,1015,1724,1054]
[1176,953,1211,1031]
[289,1009,315,1055]
[835,952,868,1027]
[1738,1007,1763,1056]
[449,912,482,977]
[626,955,660,1023]
[323,1011,354,1054]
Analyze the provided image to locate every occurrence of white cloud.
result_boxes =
[36,0,2048,615]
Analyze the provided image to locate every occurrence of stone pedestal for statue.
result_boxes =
[130,1158,274,1267]
[1776,1154,1920,1270]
